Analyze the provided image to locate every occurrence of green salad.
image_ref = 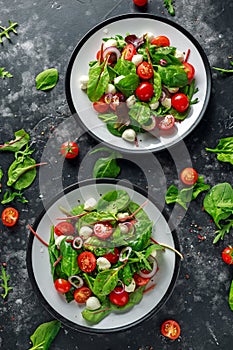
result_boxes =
[48,189,166,324]
[80,32,198,143]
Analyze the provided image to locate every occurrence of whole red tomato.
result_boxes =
[133,0,148,7]
[60,141,79,159]
[222,246,233,265]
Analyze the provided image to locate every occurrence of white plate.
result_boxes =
[65,14,211,153]
[27,179,180,333]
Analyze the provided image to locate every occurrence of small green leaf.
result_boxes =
[229,280,233,311]
[29,320,61,350]
[0,265,13,299]
[35,68,59,91]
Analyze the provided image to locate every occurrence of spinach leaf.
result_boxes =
[91,148,122,179]
[0,67,13,79]
[129,102,151,126]
[166,176,210,210]
[36,68,59,91]
[59,239,80,276]
[82,299,111,324]
[7,155,37,190]
[153,71,162,101]
[206,137,233,165]
[203,183,233,228]
[97,190,130,214]
[213,219,233,243]
[115,73,140,98]
[114,58,136,76]
[29,320,61,350]
[48,227,61,280]
[87,61,109,102]
[229,280,233,311]
[93,268,120,296]
[77,212,116,230]
[0,129,30,152]
[164,0,175,16]
[1,190,28,204]
[158,65,188,87]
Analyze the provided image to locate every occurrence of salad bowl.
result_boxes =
[65,13,211,153]
[26,179,180,333]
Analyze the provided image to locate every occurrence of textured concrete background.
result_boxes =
[0,1,232,349]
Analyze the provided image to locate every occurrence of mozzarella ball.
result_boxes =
[122,129,136,143]
[86,296,101,310]
[84,197,97,211]
[79,226,93,240]
[97,257,111,270]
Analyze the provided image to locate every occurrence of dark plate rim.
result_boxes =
[26,178,181,334]
[65,13,212,154]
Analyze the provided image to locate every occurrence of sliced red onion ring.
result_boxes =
[159,90,166,102]
[72,236,83,250]
[119,246,132,262]
[139,256,158,279]
[68,275,84,289]
[114,280,125,294]
[159,59,167,66]
[142,115,157,131]
[103,46,121,61]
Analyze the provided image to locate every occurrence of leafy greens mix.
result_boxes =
[48,189,165,324]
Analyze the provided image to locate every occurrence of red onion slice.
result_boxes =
[142,115,157,131]
[103,46,121,61]
[139,256,158,279]
[68,275,84,289]
[114,280,125,294]
[72,236,83,250]
[119,246,132,262]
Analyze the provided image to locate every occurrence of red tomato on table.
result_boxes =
[1,207,19,227]
[161,319,181,340]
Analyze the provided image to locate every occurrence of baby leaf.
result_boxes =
[29,320,61,350]
[87,61,109,102]
[0,67,13,79]
[206,137,233,165]
[229,280,233,311]
[0,265,13,299]
[93,269,119,296]
[0,129,30,152]
[36,68,59,91]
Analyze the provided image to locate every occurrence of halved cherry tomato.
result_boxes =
[135,81,154,101]
[78,251,96,273]
[54,222,75,236]
[110,92,125,111]
[122,44,136,61]
[157,115,175,131]
[222,246,233,265]
[161,320,181,340]
[94,222,113,239]
[93,95,109,113]
[137,62,154,80]
[104,247,120,264]
[134,273,150,286]
[171,93,189,113]
[1,207,19,227]
[74,286,92,303]
[183,62,195,81]
[151,35,170,47]
[54,278,72,293]
[60,141,79,159]
[133,0,148,6]
[109,287,129,306]
[180,167,198,186]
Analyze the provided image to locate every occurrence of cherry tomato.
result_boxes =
[109,287,129,306]
[135,82,154,102]
[222,246,233,265]
[133,0,148,6]
[171,93,189,113]
[151,35,170,47]
[161,320,181,340]
[104,247,120,264]
[74,286,92,303]
[54,278,72,293]
[78,251,96,273]
[157,115,175,131]
[122,44,136,61]
[137,61,154,80]
[93,95,109,113]
[134,273,150,286]
[94,222,113,239]
[110,92,125,111]
[54,222,75,236]
[1,207,19,227]
[60,141,79,159]
[180,167,198,186]
[183,62,195,81]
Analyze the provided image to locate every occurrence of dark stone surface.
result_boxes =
[0,1,232,349]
